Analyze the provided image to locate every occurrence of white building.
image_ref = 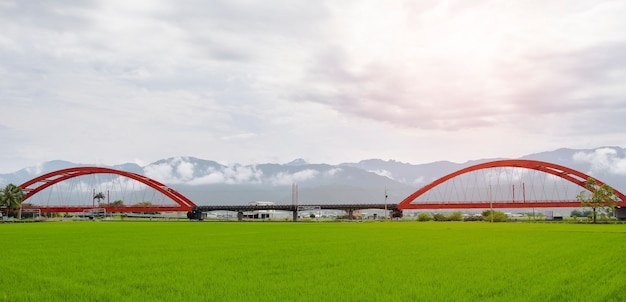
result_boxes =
[245,201,276,219]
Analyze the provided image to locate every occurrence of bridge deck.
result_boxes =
[23,200,611,214]
[194,204,399,212]
[21,205,192,213]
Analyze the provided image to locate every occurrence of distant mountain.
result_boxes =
[1,146,625,205]
[339,158,500,186]
[285,158,309,166]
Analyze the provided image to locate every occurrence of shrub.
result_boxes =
[447,211,463,221]
[417,213,433,222]
[433,213,448,221]
[482,210,508,222]
[571,209,594,218]
[464,215,483,222]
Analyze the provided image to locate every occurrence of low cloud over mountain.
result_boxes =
[2,147,625,205]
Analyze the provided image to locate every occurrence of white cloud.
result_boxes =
[222,165,263,184]
[573,148,626,175]
[25,164,43,176]
[270,169,319,186]
[143,161,264,185]
[143,157,197,184]
[144,163,177,184]
[325,168,342,177]
[148,165,340,186]
[1,1,626,173]
[309,1,626,132]
[481,167,530,184]
[187,170,226,185]
[412,176,426,186]
[369,169,393,179]
[176,160,195,181]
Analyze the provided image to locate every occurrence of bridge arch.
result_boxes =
[19,167,196,211]
[398,159,626,210]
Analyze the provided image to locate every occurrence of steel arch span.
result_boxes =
[398,159,626,210]
[18,167,196,212]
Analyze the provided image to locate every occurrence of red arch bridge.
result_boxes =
[16,160,626,220]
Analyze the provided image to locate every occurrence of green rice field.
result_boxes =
[2,221,625,301]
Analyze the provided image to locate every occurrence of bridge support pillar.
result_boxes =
[237,211,243,221]
[347,209,354,220]
[616,207,626,221]
[292,211,298,222]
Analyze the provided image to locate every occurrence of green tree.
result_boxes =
[576,178,618,224]
[93,192,106,205]
[0,184,25,216]
[110,200,124,207]
[133,201,156,214]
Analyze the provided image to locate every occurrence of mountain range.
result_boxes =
[1,146,625,205]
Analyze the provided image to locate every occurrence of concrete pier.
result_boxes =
[292,211,298,222]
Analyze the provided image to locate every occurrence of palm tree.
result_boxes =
[93,192,106,206]
[0,184,25,216]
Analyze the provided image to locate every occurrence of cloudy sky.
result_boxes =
[1,0,625,173]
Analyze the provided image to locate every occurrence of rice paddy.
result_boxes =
[2,221,625,301]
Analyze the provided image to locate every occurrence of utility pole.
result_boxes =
[489,185,493,223]
[384,186,388,220]
[292,183,298,222]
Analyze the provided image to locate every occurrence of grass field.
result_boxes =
[1,221,625,301]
